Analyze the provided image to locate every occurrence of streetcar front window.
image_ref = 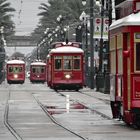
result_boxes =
[32,68,36,73]
[41,67,45,73]
[9,67,13,72]
[9,66,22,73]
[32,66,45,73]
[63,56,72,70]
[54,56,62,70]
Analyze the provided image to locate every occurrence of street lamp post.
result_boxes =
[81,1,89,87]
[95,0,111,93]
[57,15,63,41]
[85,17,89,87]
[103,0,115,94]
[99,0,104,73]
[57,15,67,42]
[0,26,6,83]
[96,0,106,92]
[90,0,95,89]
[0,26,6,47]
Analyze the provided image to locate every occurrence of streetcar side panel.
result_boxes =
[110,12,140,126]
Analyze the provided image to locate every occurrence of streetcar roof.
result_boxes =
[31,62,46,66]
[7,59,25,64]
[50,46,84,53]
[110,12,140,30]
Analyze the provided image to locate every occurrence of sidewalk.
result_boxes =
[82,87,110,102]
[80,87,112,119]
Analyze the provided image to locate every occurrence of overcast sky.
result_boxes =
[8,0,48,36]
[6,0,48,56]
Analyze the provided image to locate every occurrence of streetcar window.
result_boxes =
[73,56,80,70]
[32,66,45,73]
[19,67,22,72]
[9,66,22,73]
[54,56,62,70]
[55,59,62,70]
[135,43,140,71]
[63,56,72,70]
[32,68,36,73]
[9,67,13,72]
[14,67,18,73]
[36,68,40,73]
[41,67,45,73]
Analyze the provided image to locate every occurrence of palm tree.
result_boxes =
[31,0,100,59]
[33,0,99,38]
[0,0,15,36]
[32,0,84,40]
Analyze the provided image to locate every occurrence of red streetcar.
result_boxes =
[6,59,25,84]
[47,42,84,91]
[110,10,140,126]
[30,61,46,83]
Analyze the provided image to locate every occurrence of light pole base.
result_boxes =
[104,72,110,94]
[96,71,104,92]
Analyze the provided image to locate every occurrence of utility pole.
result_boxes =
[90,0,95,89]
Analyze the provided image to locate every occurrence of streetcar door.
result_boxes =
[123,33,131,112]
[132,33,140,108]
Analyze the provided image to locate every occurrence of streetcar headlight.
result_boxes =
[65,74,71,79]
[14,74,18,79]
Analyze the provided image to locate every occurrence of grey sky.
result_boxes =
[8,0,48,36]
[6,0,48,56]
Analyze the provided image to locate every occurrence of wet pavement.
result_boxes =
[0,84,16,140]
[0,79,140,140]
[1,81,83,140]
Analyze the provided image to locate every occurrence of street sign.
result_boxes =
[94,18,109,39]
[94,18,101,38]
[103,18,109,38]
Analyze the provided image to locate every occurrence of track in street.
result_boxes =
[33,94,87,140]
[57,90,111,119]
[4,91,23,140]
[34,89,116,140]
[3,84,87,140]
[1,81,139,140]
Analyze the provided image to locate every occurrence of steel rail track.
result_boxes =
[79,90,110,104]
[33,94,88,140]
[4,91,23,140]
[57,90,112,120]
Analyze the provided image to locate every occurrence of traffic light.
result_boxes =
[103,41,109,59]
[76,25,82,42]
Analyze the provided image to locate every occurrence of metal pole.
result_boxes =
[85,18,89,86]
[99,0,104,72]
[96,0,105,92]
[37,47,39,60]
[90,0,95,89]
